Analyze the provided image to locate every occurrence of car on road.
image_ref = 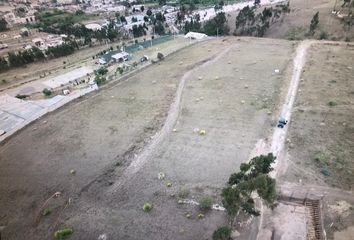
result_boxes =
[140,55,149,62]
[277,117,288,128]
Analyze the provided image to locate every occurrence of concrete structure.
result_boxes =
[42,66,93,89]
[0,86,97,143]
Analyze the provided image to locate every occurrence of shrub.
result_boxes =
[117,67,123,75]
[199,196,213,211]
[143,203,153,212]
[94,75,106,86]
[96,67,108,75]
[319,31,328,40]
[212,226,231,240]
[157,52,164,61]
[15,94,28,99]
[42,208,51,216]
[54,228,73,239]
[42,88,52,96]
[328,101,337,107]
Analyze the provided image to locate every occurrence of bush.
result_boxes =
[54,228,73,239]
[178,188,190,198]
[15,94,28,99]
[96,67,108,75]
[94,75,106,86]
[212,226,231,240]
[143,203,153,212]
[42,208,51,216]
[42,88,52,96]
[199,196,213,211]
[328,101,337,107]
[319,31,328,40]
[157,52,164,61]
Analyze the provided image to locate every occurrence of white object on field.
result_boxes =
[158,172,165,180]
[0,130,5,136]
[274,69,280,73]
[199,129,206,135]
[193,128,200,133]
[98,234,107,240]
[212,204,226,211]
[54,192,62,198]
[241,100,245,104]
[172,128,177,132]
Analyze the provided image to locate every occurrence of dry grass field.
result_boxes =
[0,37,294,239]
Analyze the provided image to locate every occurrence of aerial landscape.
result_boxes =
[0,0,353,239]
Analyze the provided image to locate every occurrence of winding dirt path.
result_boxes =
[108,46,232,194]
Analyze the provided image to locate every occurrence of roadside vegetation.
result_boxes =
[213,153,277,236]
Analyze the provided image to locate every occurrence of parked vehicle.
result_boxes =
[277,117,288,128]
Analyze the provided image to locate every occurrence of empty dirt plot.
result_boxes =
[283,43,354,190]
[0,37,294,239]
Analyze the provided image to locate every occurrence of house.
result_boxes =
[111,51,130,62]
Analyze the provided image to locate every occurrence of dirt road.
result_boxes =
[270,40,311,176]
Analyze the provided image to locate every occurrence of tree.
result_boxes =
[146,9,152,16]
[140,5,145,12]
[221,153,277,224]
[0,18,8,32]
[120,16,127,23]
[154,21,165,35]
[0,57,9,72]
[254,0,260,6]
[309,11,319,35]
[203,12,229,36]
[158,0,166,6]
[155,12,165,22]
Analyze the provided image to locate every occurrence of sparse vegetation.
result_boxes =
[178,188,190,198]
[235,3,290,37]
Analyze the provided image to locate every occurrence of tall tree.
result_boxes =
[221,153,277,224]
[309,11,319,35]
[0,18,8,32]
